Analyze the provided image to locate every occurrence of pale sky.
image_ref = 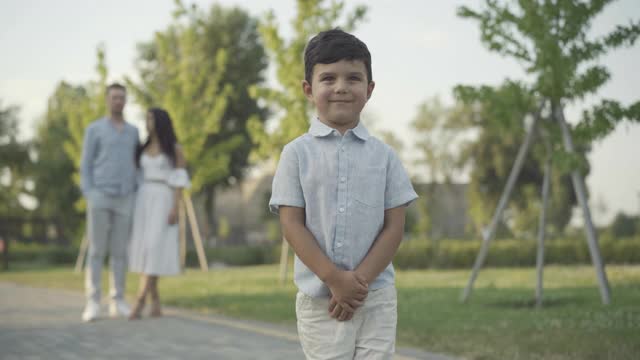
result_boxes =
[1,0,639,225]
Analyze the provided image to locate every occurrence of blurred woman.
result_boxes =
[128,108,190,320]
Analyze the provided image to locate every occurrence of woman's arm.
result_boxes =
[168,144,187,225]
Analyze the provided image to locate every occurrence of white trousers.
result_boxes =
[296,286,397,360]
[85,196,133,303]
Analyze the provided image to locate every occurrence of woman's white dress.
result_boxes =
[129,153,190,276]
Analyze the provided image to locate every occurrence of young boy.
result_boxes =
[269,29,418,359]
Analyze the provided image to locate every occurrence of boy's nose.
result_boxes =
[334,79,348,93]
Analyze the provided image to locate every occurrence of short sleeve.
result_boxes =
[168,168,191,188]
[269,144,305,214]
[384,149,418,209]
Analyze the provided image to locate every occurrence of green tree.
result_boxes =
[455,1,640,237]
[248,0,367,160]
[451,84,581,238]
[458,1,640,141]
[458,0,640,304]
[411,96,473,184]
[0,101,31,215]
[62,46,109,211]
[31,83,88,239]
[127,1,268,230]
[608,212,638,238]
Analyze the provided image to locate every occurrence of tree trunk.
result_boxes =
[536,155,551,308]
[555,104,611,305]
[461,107,541,303]
[204,185,217,247]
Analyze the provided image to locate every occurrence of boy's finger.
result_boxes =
[338,309,349,322]
[355,283,368,293]
[344,311,354,321]
[348,299,363,308]
[355,273,368,287]
[328,297,337,313]
[356,286,368,296]
[339,302,354,313]
[337,307,351,321]
[330,304,342,318]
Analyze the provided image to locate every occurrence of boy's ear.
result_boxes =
[366,81,375,100]
[302,80,314,101]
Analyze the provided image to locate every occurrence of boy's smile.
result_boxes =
[303,59,375,134]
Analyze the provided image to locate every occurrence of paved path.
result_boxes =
[0,282,456,359]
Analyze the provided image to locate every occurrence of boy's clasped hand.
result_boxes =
[326,269,368,321]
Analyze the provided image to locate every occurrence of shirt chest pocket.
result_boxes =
[351,166,385,208]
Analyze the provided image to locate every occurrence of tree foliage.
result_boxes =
[127,1,268,194]
[31,83,88,236]
[62,46,109,211]
[0,102,31,215]
[451,0,640,236]
[457,0,640,142]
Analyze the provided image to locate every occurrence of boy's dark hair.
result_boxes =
[106,83,126,95]
[304,28,372,84]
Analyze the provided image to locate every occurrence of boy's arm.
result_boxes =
[279,206,368,311]
[354,147,416,283]
[354,205,406,284]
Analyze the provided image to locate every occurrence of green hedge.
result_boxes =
[184,244,280,267]
[4,237,639,270]
[5,242,79,266]
[3,242,280,269]
[393,237,640,269]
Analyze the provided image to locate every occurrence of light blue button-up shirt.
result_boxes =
[269,119,418,298]
[80,117,139,199]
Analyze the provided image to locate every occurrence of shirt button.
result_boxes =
[340,177,346,182]
[339,207,345,213]
[336,242,342,248]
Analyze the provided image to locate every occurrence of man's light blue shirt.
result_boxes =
[269,119,418,298]
[80,117,139,213]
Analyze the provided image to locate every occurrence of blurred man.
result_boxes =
[80,83,139,322]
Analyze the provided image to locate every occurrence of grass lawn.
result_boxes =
[2,264,639,359]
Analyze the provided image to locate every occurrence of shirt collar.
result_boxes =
[308,118,370,141]
[309,118,334,137]
[351,120,371,141]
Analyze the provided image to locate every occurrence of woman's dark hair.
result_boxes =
[136,107,178,167]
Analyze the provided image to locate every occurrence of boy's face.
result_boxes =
[302,59,375,131]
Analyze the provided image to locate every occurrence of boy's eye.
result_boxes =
[321,76,335,81]
[349,76,362,81]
